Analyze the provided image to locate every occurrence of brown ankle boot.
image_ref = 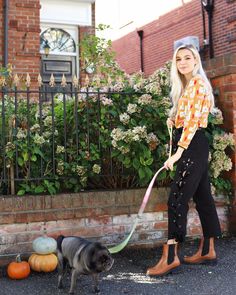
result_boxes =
[183,237,217,265]
[146,243,180,276]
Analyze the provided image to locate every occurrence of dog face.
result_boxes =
[87,244,114,273]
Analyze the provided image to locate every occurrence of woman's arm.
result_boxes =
[164,146,184,170]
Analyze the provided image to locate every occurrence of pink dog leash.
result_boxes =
[108,126,173,254]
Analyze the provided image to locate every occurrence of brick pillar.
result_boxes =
[0,0,3,65]
[8,0,41,88]
[204,53,236,234]
[78,2,96,86]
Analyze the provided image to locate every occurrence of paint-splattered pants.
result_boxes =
[168,128,222,242]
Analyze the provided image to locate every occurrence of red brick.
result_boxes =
[154,203,168,212]
[153,221,168,230]
[0,213,16,224]
[223,84,236,92]
[86,215,112,226]
[224,74,236,85]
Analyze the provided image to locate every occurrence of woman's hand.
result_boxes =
[164,147,185,170]
[166,118,174,128]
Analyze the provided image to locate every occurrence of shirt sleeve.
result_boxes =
[177,78,210,149]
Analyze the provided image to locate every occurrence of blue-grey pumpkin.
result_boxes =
[32,236,57,255]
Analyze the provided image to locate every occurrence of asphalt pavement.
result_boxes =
[0,236,236,295]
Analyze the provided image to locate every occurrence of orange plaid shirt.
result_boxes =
[174,75,211,149]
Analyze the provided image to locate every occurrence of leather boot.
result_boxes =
[183,237,217,265]
[146,243,180,276]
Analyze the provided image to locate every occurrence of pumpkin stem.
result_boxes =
[16,254,22,263]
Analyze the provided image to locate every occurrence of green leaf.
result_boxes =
[69,178,78,184]
[22,152,28,161]
[169,170,176,180]
[157,169,167,180]
[130,119,136,125]
[157,132,166,140]
[144,166,153,180]
[138,167,145,179]
[132,158,140,170]
[111,150,120,157]
[145,158,153,166]
[17,157,24,167]
[140,156,145,166]
[35,185,45,193]
[48,186,56,195]
[31,155,37,162]
[55,181,60,189]
[17,189,25,196]
[143,148,151,158]
[123,157,131,166]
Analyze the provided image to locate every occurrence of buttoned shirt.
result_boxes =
[175,75,211,149]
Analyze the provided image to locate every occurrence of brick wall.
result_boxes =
[112,0,236,75]
[204,53,236,192]
[204,52,236,234]
[0,0,3,65]
[79,2,96,86]
[213,0,236,56]
[0,1,96,87]
[0,188,228,266]
[6,0,41,83]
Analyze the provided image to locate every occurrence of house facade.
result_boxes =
[0,0,96,86]
[111,0,236,75]
[111,0,236,231]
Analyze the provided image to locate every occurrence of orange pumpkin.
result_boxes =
[28,253,58,272]
[7,255,31,280]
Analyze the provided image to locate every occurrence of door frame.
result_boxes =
[40,23,79,76]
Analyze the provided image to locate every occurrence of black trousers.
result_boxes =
[167,128,222,242]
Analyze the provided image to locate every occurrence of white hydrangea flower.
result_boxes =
[33,134,45,145]
[119,113,130,124]
[30,124,40,133]
[56,145,65,154]
[127,103,138,114]
[100,96,113,106]
[138,94,153,105]
[111,128,125,141]
[92,164,101,174]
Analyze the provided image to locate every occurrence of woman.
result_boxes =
[146,44,221,276]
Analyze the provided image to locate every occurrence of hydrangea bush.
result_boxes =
[0,61,234,196]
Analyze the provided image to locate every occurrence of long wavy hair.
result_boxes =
[169,44,215,120]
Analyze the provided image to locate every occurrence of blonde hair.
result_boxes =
[169,45,215,120]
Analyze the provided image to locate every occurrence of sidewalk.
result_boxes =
[1,236,235,295]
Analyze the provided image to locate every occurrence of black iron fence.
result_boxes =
[0,83,146,195]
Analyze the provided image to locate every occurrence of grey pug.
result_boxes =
[57,235,114,294]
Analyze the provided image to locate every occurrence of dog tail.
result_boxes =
[57,235,65,252]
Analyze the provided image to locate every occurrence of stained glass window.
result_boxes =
[40,28,76,54]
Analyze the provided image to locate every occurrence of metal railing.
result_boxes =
[0,78,142,195]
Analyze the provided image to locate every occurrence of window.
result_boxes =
[40,28,76,54]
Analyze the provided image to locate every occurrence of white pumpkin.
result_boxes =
[32,236,57,255]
